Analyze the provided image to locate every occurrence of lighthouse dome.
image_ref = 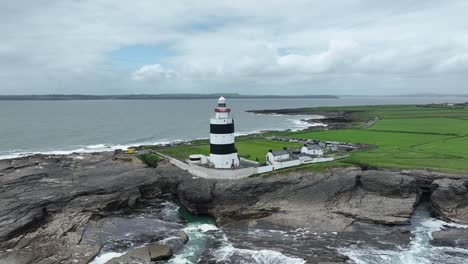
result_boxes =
[218,96,226,103]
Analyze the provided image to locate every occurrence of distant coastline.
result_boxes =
[0,93,338,101]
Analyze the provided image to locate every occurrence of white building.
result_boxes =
[188,154,208,165]
[209,96,240,168]
[301,144,324,156]
[265,149,301,169]
[266,149,290,164]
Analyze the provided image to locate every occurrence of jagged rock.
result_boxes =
[360,170,420,197]
[177,230,189,244]
[106,244,172,264]
[177,167,420,230]
[177,177,216,214]
[0,152,185,264]
[2,151,466,264]
[106,247,151,264]
[432,227,468,249]
[327,170,421,225]
[431,178,468,223]
[0,159,11,171]
[148,244,172,260]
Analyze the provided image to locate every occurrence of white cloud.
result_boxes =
[132,64,178,81]
[1,0,468,94]
[435,54,468,73]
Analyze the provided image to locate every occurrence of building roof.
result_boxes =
[271,149,289,156]
[305,144,323,150]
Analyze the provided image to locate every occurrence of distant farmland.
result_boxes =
[157,104,468,174]
[287,105,468,174]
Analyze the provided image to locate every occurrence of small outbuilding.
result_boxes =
[301,144,324,156]
[188,154,208,165]
[266,148,290,164]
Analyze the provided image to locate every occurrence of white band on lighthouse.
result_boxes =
[209,96,240,169]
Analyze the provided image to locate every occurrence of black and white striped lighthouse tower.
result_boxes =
[209,96,240,169]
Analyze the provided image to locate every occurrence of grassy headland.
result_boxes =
[159,139,302,164]
[279,104,468,173]
[158,103,468,174]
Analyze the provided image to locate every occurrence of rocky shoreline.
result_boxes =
[1,152,468,263]
[248,109,356,129]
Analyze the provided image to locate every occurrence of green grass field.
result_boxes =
[285,105,468,173]
[159,104,468,174]
[369,118,468,135]
[159,139,302,164]
[236,139,302,163]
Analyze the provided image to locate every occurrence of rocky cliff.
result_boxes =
[0,152,467,263]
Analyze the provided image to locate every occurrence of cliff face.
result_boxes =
[0,153,186,264]
[0,152,467,263]
[176,168,422,230]
[431,178,468,224]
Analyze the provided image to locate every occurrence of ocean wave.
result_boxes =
[0,115,324,161]
[214,243,305,264]
[338,207,468,264]
[89,252,124,264]
[0,140,176,161]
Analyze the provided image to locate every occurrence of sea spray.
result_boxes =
[211,234,306,264]
[338,202,468,264]
[167,205,218,264]
[89,252,125,264]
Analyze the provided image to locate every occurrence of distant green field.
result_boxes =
[292,130,450,147]
[287,106,468,173]
[159,139,302,164]
[369,118,468,135]
[414,136,468,159]
[160,104,468,174]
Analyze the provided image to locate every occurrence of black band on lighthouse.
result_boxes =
[210,143,237,154]
[210,123,234,134]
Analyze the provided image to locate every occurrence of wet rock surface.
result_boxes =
[431,178,468,224]
[0,153,189,264]
[432,227,468,249]
[1,152,467,264]
[177,168,422,230]
[106,244,172,264]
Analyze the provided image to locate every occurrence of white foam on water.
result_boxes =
[214,243,305,264]
[167,221,219,264]
[288,115,327,132]
[183,223,218,233]
[0,113,326,161]
[0,140,177,161]
[89,252,124,264]
[338,213,468,264]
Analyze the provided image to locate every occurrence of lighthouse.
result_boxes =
[209,96,240,169]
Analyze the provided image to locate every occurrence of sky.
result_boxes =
[1,0,468,95]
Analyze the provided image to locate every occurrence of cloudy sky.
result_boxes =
[1,0,468,95]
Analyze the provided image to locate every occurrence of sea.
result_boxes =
[0,96,466,160]
[3,96,468,264]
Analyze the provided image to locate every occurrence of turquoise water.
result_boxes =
[90,201,306,264]
[171,206,307,264]
[168,206,218,264]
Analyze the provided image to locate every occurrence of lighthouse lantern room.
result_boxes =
[209,96,240,168]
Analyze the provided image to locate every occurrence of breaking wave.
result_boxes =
[0,115,323,161]
[338,203,468,264]
[213,243,306,264]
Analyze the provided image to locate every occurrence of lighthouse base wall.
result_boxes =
[210,153,240,169]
